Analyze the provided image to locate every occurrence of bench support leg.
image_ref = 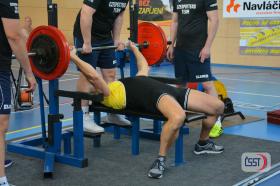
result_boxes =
[131,116,140,155]
[114,126,121,139]
[175,127,185,166]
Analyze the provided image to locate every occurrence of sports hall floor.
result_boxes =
[6,61,280,186]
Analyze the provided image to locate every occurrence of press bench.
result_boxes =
[89,104,206,165]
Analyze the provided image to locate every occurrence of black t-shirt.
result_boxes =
[173,0,217,50]
[0,0,19,71]
[73,0,128,42]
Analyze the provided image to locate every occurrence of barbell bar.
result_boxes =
[75,41,149,52]
[11,52,36,59]
[12,42,149,59]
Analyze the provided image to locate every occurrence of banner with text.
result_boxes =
[240,19,280,56]
[223,0,280,18]
[139,0,172,26]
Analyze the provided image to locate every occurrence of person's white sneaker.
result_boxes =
[83,113,104,133]
[101,114,131,126]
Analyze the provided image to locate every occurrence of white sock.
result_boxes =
[0,177,9,186]
[215,116,222,127]
[82,106,89,114]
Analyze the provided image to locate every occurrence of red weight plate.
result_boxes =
[27,26,70,80]
[138,22,167,66]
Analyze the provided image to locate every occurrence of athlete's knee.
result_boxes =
[169,110,186,130]
[216,100,225,115]
[211,99,224,116]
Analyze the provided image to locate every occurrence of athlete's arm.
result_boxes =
[80,4,97,53]
[167,13,178,61]
[70,48,110,96]
[199,10,219,63]
[113,10,125,50]
[170,12,178,48]
[127,42,149,76]
[2,18,36,92]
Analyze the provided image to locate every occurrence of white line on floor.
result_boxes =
[219,77,280,85]
[228,90,280,98]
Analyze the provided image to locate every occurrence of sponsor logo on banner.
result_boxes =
[138,0,172,26]
[223,0,280,18]
[241,152,271,172]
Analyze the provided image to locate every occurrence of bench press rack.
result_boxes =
[7,79,104,178]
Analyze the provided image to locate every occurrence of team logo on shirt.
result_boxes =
[109,1,127,13]
[176,3,197,15]
[9,2,19,14]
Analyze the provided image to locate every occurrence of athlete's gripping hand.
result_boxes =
[115,40,125,51]
[82,43,92,54]
[125,40,138,50]
[70,46,77,59]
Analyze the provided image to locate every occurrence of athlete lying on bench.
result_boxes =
[70,42,225,179]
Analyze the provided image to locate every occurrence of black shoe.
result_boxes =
[148,158,166,179]
[4,159,14,168]
[193,140,224,155]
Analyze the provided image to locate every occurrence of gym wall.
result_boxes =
[18,0,130,45]
[19,0,279,68]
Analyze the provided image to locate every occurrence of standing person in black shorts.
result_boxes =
[70,42,224,179]
[167,0,222,138]
[73,0,131,133]
[0,1,36,185]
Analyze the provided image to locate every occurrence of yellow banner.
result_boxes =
[240,19,280,56]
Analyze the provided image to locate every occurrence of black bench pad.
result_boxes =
[90,104,206,123]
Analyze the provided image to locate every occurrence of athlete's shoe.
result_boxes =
[4,159,14,168]
[194,140,224,155]
[209,123,223,138]
[148,157,166,179]
[101,114,131,126]
[83,113,104,133]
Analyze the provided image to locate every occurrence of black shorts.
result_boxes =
[74,38,117,69]
[119,76,191,114]
[0,71,11,114]
[174,48,213,82]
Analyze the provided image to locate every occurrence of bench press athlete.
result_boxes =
[70,42,225,179]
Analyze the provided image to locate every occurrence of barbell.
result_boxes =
[12,22,168,80]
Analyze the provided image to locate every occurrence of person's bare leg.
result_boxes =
[148,95,186,179]
[0,115,9,177]
[187,89,224,140]
[202,81,223,138]
[77,73,104,133]
[76,73,91,106]
[157,95,186,156]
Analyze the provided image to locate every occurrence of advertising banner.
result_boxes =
[240,19,280,56]
[223,0,280,18]
[138,0,172,26]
